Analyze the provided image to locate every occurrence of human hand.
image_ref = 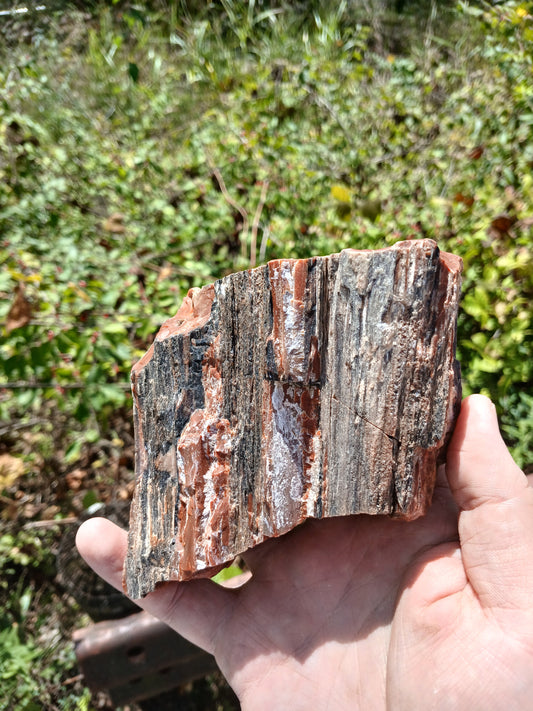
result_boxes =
[76,395,533,710]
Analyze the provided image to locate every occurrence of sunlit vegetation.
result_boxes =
[0,1,531,707]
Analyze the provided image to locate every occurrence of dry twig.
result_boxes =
[250,180,270,268]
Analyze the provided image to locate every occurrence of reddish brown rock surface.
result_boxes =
[124,239,462,598]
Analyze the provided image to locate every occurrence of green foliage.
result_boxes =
[500,391,533,470]
[0,623,41,711]
[212,564,244,584]
[0,529,54,579]
[0,618,91,711]
[0,2,532,708]
[0,0,531,462]
[0,525,92,709]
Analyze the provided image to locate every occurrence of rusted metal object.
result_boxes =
[73,611,218,704]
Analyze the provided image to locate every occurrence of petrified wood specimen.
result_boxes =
[124,239,462,598]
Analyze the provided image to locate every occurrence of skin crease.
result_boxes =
[76,395,533,710]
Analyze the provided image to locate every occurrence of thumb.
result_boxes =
[76,517,237,654]
[446,394,533,611]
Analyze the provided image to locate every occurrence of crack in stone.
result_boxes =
[262,386,401,445]
[265,377,322,388]
[332,395,401,445]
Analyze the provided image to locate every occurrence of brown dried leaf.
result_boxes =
[157,264,173,282]
[41,505,61,519]
[65,468,87,491]
[102,213,126,234]
[453,193,475,207]
[468,145,484,160]
[0,454,25,490]
[491,214,516,235]
[6,283,32,333]
[1,498,18,521]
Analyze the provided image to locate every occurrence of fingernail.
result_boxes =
[468,394,497,431]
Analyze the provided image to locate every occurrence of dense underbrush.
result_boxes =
[0,1,531,708]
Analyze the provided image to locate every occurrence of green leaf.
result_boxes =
[477,356,503,374]
[94,383,127,407]
[101,322,128,336]
[65,439,83,464]
[211,565,243,584]
[18,589,32,619]
[128,62,139,83]
[82,490,99,509]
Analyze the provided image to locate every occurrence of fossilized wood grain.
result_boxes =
[124,239,462,598]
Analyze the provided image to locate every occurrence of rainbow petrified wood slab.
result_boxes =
[124,239,462,598]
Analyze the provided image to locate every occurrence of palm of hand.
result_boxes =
[212,473,458,709]
[219,465,532,710]
[77,396,533,710]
